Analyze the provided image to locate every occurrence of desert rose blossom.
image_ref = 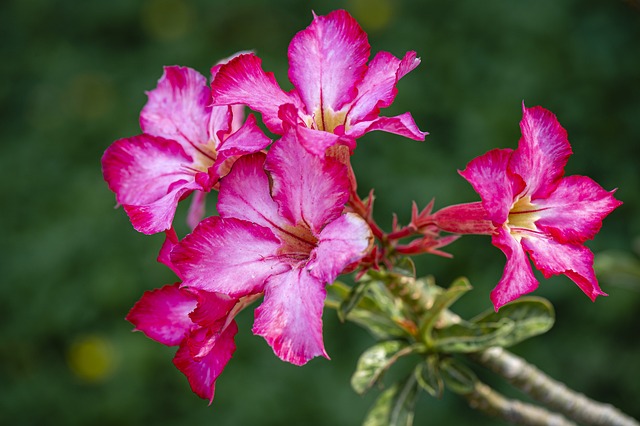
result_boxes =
[102,64,270,234]
[432,104,622,310]
[171,130,373,365]
[210,10,426,156]
[126,283,258,403]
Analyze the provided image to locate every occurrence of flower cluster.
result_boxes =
[103,10,620,403]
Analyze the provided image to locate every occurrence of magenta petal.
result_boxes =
[102,134,200,234]
[173,321,238,404]
[189,291,237,329]
[348,51,419,124]
[126,283,197,346]
[265,130,350,233]
[211,53,296,134]
[490,227,539,310]
[535,176,622,244]
[217,153,287,230]
[253,269,328,366]
[346,112,427,141]
[288,10,369,114]
[459,148,523,225]
[158,228,181,276]
[213,114,272,175]
[522,235,606,301]
[186,191,207,230]
[171,216,287,296]
[307,213,372,284]
[140,66,214,157]
[510,105,573,199]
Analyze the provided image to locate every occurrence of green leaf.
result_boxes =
[414,355,443,398]
[351,340,418,395]
[419,277,472,341]
[338,279,372,322]
[432,319,514,353]
[392,257,416,278]
[440,358,477,395]
[362,375,419,426]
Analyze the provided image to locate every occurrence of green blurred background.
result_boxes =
[2,0,639,424]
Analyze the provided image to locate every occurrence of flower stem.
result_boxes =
[470,347,640,426]
[462,380,576,426]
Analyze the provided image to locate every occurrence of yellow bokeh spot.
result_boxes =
[348,0,394,32]
[67,335,115,383]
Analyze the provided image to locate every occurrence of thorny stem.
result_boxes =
[470,347,640,426]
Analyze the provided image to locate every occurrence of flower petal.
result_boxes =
[307,213,372,284]
[213,114,272,177]
[140,66,216,158]
[158,228,181,277]
[171,216,287,297]
[535,176,622,244]
[460,148,525,225]
[253,269,328,366]
[347,51,420,124]
[522,235,607,301]
[217,153,287,230]
[126,283,197,346]
[510,105,573,199]
[490,227,539,310]
[346,112,426,141]
[186,190,207,230]
[288,10,369,113]
[265,130,350,233]
[211,53,296,134]
[102,134,200,234]
[173,321,237,404]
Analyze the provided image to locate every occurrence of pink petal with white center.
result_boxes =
[253,269,328,365]
[211,53,297,134]
[173,321,238,404]
[288,10,369,114]
[296,124,351,156]
[346,112,427,141]
[126,283,197,346]
[140,66,215,158]
[265,130,350,233]
[348,51,420,124]
[307,213,372,284]
[522,235,607,301]
[510,105,572,199]
[459,148,524,225]
[171,216,288,297]
[213,114,272,175]
[535,176,622,244]
[102,134,201,234]
[490,227,539,310]
[217,153,287,230]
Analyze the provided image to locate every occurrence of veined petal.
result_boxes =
[140,66,214,158]
[348,51,420,124]
[307,213,372,283]
[211,53,296,134]
[535,176,622,244]
[189,291,237,329]
[265,130,350,233]
[158,228,181,277]
[253,269,328,365]
[217,153,287,229]
[522,235,606,301]
[510,104,572,199]
[213,114,272,176]
[102,134,200,234]
[288,10,369,113]
[126,283,197,346]
[459,148,523,225]
[346,112,426,141]
[173,321,238,404]
[490,227,539,310]
[171,216,287,297]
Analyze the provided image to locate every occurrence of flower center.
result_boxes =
[507,196,540,234]
[308,107,348,133]
[276,223,319,266]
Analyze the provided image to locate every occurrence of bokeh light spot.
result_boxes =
[347,0,394,32]
[67,335,116,383]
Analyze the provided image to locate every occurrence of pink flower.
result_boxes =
[171,130,373,365]
[210,10,426,156]
[102,63,271,234]
[126,283,254,403]
[433,104,621,310]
